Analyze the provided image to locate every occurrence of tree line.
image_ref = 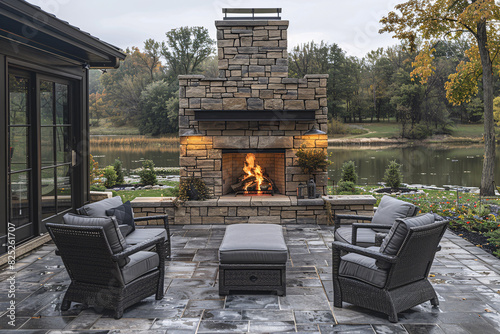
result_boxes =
[90,31,500,139]
[89,26,216,136]
[90,1,500,195]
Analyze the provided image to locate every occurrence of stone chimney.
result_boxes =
[216,20,289,80]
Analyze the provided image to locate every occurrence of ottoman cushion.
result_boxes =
[219,224,288,264]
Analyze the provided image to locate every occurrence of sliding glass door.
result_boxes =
[8,69,75,243]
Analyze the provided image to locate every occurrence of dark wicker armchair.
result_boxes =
[46,222,165,319]
[332,214,447,322]
[76,196,171,259]
[334,195,419,247]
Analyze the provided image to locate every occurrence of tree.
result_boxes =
[100,47,156,124]
[138,39,163,81]
[139,80,179,136]
[161,26,215,78]
[380,0,500,195]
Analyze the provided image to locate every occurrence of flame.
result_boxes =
[242,153,264,191]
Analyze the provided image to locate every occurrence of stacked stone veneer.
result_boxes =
[130,195,377,225]
[179,19,328,197]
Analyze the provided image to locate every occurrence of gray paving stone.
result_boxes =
[197,320,249,333]
[2,224,500,332]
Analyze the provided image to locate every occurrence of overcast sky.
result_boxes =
[29,0,404,58]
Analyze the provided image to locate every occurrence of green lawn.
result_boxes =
[451,124,485,138]
[113,187,178,202]
[336,122,486,139]
[90,119,140,135]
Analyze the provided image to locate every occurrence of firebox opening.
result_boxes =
[222,149,285,196]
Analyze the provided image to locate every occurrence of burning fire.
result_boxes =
[242,153,264,191]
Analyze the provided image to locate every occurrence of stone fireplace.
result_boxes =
[178,9,328,198]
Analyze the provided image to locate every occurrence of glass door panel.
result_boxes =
[8,73,32,239]
[39,79,72,219]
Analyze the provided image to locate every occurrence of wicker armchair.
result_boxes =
[46,221,165,319]
[76,196,171,259]
[334,195,419,247]
[332,214,447,322]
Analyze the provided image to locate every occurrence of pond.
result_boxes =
[90,138,500,188]
[328,143,500,187]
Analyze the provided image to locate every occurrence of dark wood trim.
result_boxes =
[0,55,6,237]
[32,72,41,237]
[194,110,316,121]
[0,0,125,65]
[222,149,285,153]
[8,58,83,81]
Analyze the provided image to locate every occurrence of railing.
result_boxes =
[222,8,281,20]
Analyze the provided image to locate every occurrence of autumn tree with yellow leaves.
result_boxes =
[380,0,500,196]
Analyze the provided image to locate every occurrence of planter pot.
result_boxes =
[188,185,200,200]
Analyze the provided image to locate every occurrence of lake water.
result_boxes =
[90,140,500,188]
[328,143,500,187]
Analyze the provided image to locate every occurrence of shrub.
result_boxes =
[384,160,403,189]
[337,180,356,193]
[404,124,431,139]
[340,160,357,183]
[113,159,125,184]
[89,154,102,186]
[90,184,106,192]
[328,118,349,135]
[295,144,331,176]
[178,177,211,202]
[139,160,157,185]
[102,165,117,188]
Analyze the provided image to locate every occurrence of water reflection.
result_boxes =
[90,140,500,187]
[91,144,179,171]
[328,144,499,187]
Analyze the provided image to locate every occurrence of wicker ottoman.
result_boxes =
[218,224,288,296]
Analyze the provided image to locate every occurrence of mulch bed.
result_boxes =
[449,227,499,256]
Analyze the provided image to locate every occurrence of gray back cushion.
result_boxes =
[377,213,435,269]
[371,196,418,232]
[77,196,123,217]
[63,213,129,255]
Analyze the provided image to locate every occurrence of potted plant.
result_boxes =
[295,144,331,198]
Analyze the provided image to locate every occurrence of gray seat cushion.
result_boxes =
[121,251,159,284]
[371,196,418,232]
[334,226,377,247]
[77,196,123,217]
[125,228,167,246]
[219,224,288,264]
[339,246,388,288]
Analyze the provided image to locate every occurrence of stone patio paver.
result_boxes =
[0,224,499,333]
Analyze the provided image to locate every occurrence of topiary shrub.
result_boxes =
[340,160,358,183]
[177,177,211,202]
[113,158,125,185]
[139,160,157,186]
[336,180,356,193]
[295,144,331,176]
[102,165,117,188]
[384,160,403,189]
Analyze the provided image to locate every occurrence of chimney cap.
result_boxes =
[222,8,282,20]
